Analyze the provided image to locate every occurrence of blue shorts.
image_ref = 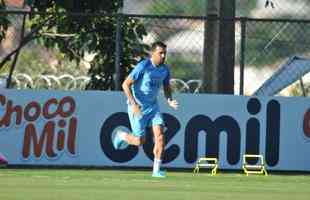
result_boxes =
[128,104,164,137]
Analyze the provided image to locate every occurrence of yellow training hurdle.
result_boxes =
[193,157,218,176]
[242,154,268,176]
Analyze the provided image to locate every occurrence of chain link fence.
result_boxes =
[242,19,310,96]
[124,0,310,19]
[1,8,310,96]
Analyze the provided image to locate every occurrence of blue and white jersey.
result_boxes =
[128,59,170,107]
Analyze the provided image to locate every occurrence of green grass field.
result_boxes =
[0,168,309,200]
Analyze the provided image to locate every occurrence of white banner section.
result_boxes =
[0,89,309,171]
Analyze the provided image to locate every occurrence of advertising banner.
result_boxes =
[0,89,309,171]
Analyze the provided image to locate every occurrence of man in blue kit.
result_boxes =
[113,41,178,178]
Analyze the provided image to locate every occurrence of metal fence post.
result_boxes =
[114,12,122,91]
[239,17,246,95]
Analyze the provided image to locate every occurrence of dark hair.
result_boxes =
[151,41,167,51]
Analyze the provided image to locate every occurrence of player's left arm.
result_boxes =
[163,68,178,110]
[163,84,178,110]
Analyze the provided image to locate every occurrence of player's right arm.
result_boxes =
[122,60,147,116]
[122,77,141,116]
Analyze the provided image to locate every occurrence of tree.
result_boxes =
[0,0,147,90]
[0,0,10,44]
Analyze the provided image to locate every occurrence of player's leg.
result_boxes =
[151,124,165,177]
[113,106,147,149]
[113,130,146,149]
[150,111,166,178]
[120,131,146,146]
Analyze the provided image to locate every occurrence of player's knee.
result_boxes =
[156,134,164,145]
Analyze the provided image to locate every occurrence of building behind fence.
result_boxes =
[1,0,310,96]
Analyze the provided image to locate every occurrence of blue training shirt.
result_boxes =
[128,59,170,107]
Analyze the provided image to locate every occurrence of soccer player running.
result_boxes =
[113,41,178,178]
